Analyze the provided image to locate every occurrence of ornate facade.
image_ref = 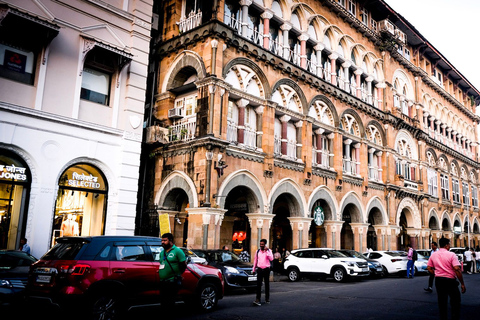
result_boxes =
[141,0,480,255]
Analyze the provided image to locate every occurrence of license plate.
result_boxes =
[36,275,52,283]
[362,268,369,272]
[248,276,257,281]
[376,267,383,272]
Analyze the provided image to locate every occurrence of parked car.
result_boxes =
[180,247,207,265]
[26,236,224,319]
[363,251,407,276]
[449,247,466,267]
[338,249,384,277]
[0,250,37,307]
[416,249,432,259]
[192,249,256,292]
[414,253,429,274]
[283,248,369,282]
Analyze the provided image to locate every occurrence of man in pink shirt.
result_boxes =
[252,238,273,306]
[427,237,466,320]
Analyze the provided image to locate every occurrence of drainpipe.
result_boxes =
[204,147,213,207]
[208,40,218,136]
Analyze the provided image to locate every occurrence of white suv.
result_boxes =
[283,248,369,282]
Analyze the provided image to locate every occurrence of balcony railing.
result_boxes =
[244,125,257,149]
[286,139,297,160]
[368,166,379,181]
[274,136,281,156]
[168,120,196,142]
[177,11,202,33]
[227,120,238,143]
[312,148,330,168]
[343,158,357,175]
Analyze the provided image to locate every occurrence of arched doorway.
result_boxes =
[223,186,255,255]
[162,188,190,247]
[53,163,108,246]
[367,207,383,251]
[271,194,294,252]
[398,209,412,250]
[308,199,333,248]
[0,150,31,250]
[341,203,361,250]
[453,219,461,247]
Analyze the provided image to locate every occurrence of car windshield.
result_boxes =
[42,241,86,260]
[327,250,348,258]
[211,251,241,263]
[341,250,366,259]
[181,248,198,258]
[0,251,36,269]
[384,251,406,257]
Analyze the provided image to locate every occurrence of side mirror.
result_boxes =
[186,256,192,264]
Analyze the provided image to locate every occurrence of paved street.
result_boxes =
[159,273,480,320]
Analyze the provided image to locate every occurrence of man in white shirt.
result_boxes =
[464,247,472,274]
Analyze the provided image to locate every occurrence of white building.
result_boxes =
[0,0,153,258]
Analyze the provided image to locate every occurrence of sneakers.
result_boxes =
[424,287,433,293]
[266,300,270,304]
[253,300,261,306]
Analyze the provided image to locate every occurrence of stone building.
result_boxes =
[0,0,152,257]
[141,0,480,255]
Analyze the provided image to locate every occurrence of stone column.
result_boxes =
[314,44,324,78]
[328,132,335,169]
[323,220,344,250]
[246,213,274,254]
[280,115,291,156]
[376,151,383,182]
[355,69,363,99]
[441,124,447,143]
[366,76,373,105]
[281,23,292,59]
[375,83,385,109]
[429,116,435,131]
[295,120,303,162]
[315,128,325,165]
[186,207,227,249]
[353,142,361,176]
[299,33,309,69]
[261,10,273,50]
[423,112,429,131]
[240,0,252,37]
[255,106,264,151]
[342,61,351,92]
[373,226,388,251]
[368,148,375,180]
[328,53,338,85]
[236,99,248,144]
[344,139,352,173]
[406,228,422,249]
[350,223,370,253]
[288,217,313,249]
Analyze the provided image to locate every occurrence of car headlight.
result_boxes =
[0,279,12,288]
[341,261,356,267]
[224,266,240,274]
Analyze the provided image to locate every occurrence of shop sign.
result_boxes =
[0,164,28,182]
[313,206,324,226]
[453,226,462,234]
[5,50,26,73]
[67,172,101,189]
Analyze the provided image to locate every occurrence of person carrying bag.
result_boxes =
[159,233,186,307]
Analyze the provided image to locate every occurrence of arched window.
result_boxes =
[272,1,283,18]
[340,114,360,137]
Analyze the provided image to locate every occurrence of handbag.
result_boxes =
[164,250,183,286]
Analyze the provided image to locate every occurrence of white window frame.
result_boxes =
[452,178,460,203]
[174,93,197,118]
[472,185,478,208]
[441,174,449,200]
[462,182,469,206]
[348,0,356,15]
[427,168,438,198]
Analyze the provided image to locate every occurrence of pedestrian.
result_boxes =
[273,247,282,273]
[470,247,476,274]
[463,247,472,274]
[252,239,273,306]
[18,238,30,255]
[427,237,466,320]
[475,246,480,273]
[424,241,439,292]
[158,232,186,308]
[406,244,415,278]
[239,247,251,262]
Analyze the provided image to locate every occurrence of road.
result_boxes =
[159,273,480,320]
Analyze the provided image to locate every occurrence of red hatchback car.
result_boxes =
[26,236,223,319]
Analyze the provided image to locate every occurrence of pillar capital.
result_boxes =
[314,128,325,135]
[294,120,303,128]
[328,52,338,60]
[344,138,352,145]
[236,98,249,108]
[279,114,291,123]
[239,0,253,6]
[298,33,309,42]
[354,69,364,75]
[280,22,292,31]
[260,9,274,20]
[254,105,264,114]
[246,213,275,229]
[342,61,352,68]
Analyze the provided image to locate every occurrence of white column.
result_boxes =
[240,0,252,37]
[342,61,351,92]
[314,44,324,78]
[281,23,292,59]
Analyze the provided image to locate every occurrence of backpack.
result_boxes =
[412,250,418,261]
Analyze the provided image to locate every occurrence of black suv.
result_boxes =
[26,236,224,319]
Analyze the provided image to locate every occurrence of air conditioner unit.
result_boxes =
[146,126,169,144]
[395,29,407,44]
[168,107,184,119]
[378,19,395,35]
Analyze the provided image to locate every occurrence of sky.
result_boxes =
[384,0,480,92]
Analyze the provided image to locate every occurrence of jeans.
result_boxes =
[406,260,415,278]
[255,267,270,302]
[435,277,461,320]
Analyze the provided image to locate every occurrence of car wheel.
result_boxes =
[287,267,301,282]
[197,282,218,312]
[90,293,121,320]
[332,267,347,282]
[382,266,389,276]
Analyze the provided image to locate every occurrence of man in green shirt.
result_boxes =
[159,232,186,307]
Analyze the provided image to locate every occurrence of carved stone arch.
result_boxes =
[365,196,387,225]
[307,14,331,35]
[268,178,307,217]
[372,59,385,81]
[350,44,366,66]
[308,186,338,221]
[438,154,449,172]
[339,192,365,223]
[428,208,440,230]
[394,130,418,160]
[291,3,315,31]
[162,50,206,92]
[155,171,198,209]
[270,0,288,19]
[366,120,386,147]
[462,214,473,232]
[470,169,478,183]
[473,218,480,233]
[340,109,365,138]
[396,197,421,229]
[363,52,378,74]
[453,212,462,228]
[450,160,460,176]
[323,25,343,51]
[308,95,339,127]
[222,57,272,98]
[441,211,452,231]
[425,148,438,163]
[392,69,414,100]
[216,169,266,212]
[271,78,308,115]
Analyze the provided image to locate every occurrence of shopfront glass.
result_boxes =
[0,151,30,250]
[52,164,107,245]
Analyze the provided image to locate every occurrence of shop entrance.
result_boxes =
[160,188,189,247]
[308,199,332,248]
[0,151,31,250]
[341,203,361,250]
[271,194,293,252]
[52,163,107,246]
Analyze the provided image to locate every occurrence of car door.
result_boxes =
[295,250,314,272]
[109,242,155,302]
[312,250,329,274]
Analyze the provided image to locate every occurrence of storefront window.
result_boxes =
[52,164,107,245]
[0,151,30,250]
